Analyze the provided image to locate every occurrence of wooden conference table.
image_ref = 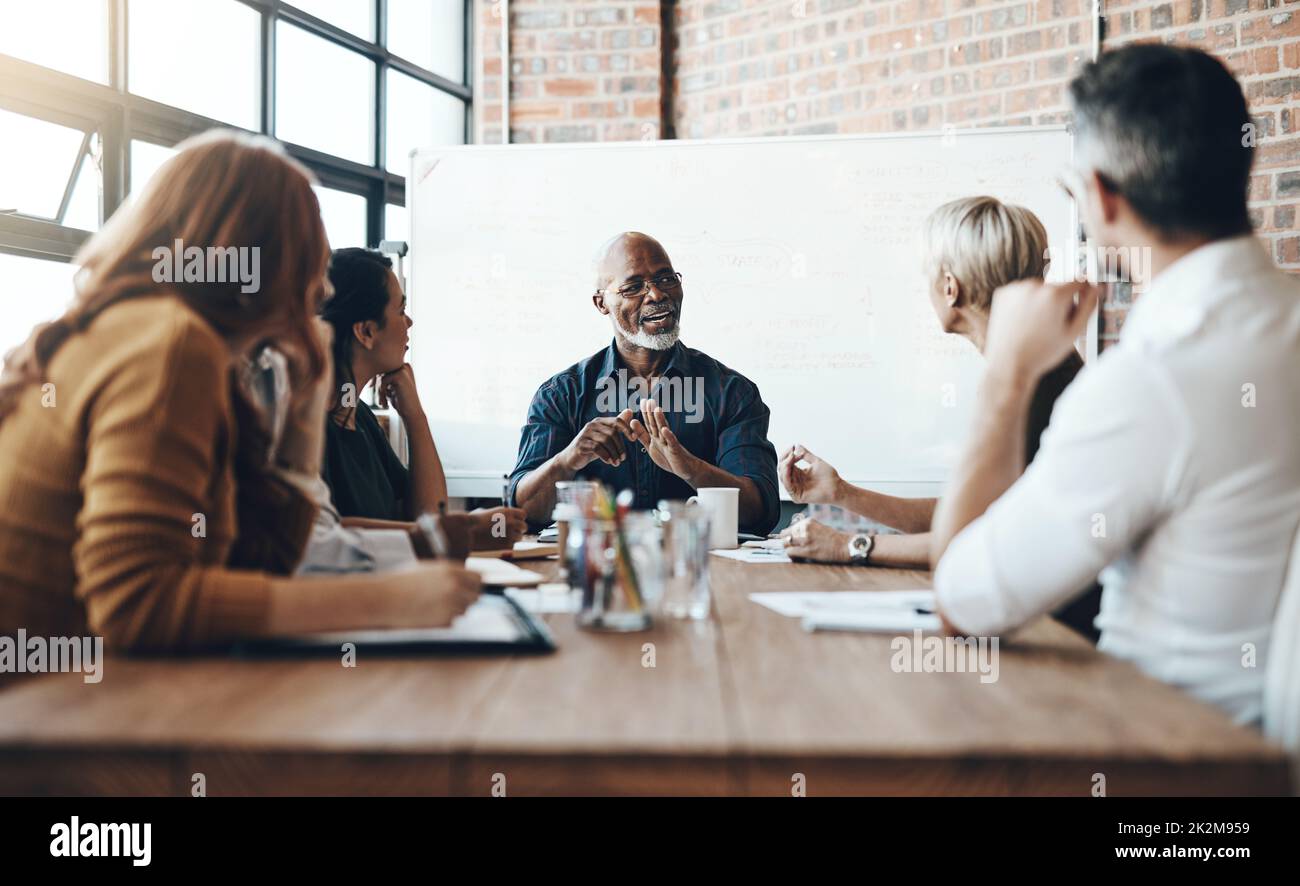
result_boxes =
[0,556,1289,796]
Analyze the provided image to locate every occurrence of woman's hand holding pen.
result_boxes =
[468,507,526,550]
[779,517,851,563]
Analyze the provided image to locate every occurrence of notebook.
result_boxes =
[236,593,556,655]
[468,541,559,560]
[464,557,545,587]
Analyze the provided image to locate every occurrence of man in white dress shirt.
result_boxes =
[931,43,1300,724]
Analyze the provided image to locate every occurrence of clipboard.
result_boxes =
[236,593,557,657]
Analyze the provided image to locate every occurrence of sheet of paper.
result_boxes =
[749,590,935,618]
[464,557,544,586]
[711,547,792,564]
[293,596,526,644]
[511,541,559,559]
[506,585,579,613]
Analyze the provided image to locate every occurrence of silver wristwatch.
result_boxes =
[847,532,874,564]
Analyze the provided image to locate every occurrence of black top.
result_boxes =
[321,401,411,521]
[1023,348,1101,644]
[1025,350,1085,466]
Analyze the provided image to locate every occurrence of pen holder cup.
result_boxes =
[567,514,663,632]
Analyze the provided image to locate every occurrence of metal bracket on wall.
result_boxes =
[1094,0,1105,61]
[501,0,510,144]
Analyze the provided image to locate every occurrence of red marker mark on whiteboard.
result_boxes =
[418,158,442,184]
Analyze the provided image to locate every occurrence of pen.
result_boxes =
[800,606,939,634]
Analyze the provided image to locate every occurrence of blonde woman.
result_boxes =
[0,130,479,660]
[779,197,1091,624]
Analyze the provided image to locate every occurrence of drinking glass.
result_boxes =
[656,500,711,620]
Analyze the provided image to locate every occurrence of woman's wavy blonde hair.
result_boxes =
[0,129,330,426]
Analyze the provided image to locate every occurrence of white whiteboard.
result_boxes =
[409,128,1076,498]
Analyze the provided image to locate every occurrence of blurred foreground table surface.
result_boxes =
[0,556,1288,796]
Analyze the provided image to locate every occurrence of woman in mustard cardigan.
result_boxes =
[0,130,479,654]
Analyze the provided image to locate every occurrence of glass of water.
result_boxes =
[656,499,712,621]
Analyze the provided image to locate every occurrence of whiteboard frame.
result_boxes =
[409,125,1085,500]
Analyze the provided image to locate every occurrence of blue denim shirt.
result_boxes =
[508,339,780,534]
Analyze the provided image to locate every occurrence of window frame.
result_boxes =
[0,0,473,263]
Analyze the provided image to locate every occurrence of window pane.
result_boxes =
[314,186,367,249]
[0,0,109,84]
[288,0,373,40]
[276,22,375,165]
[128,0,260,130]
[387,0,464,83]
[63,152,101,231]
[0,253,78,370]
[385,68,465,173]
[129,140,179,198]
[0,109,87,220]
[384,202,408,245]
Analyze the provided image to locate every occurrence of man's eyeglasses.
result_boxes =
[1056,165,1120,202]
[1055,166,1087,203]
[598,271,683,299]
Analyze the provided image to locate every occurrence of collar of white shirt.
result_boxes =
[1120,234,1274,351]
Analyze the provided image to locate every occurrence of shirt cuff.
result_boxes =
[933,516,1013,636]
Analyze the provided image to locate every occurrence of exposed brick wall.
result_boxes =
[673,0,1092,137]
[475,0,663,144]
[474,0,1300,340]
[1101,0,1300,336]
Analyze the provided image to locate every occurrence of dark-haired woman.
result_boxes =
[319,248,447,521]
[0,131,480,660]
[318,249,525,548]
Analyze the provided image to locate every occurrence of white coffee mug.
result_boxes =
[688,487,739,550]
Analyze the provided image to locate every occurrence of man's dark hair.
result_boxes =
[320,247,394,392]
[1069,43,1253,240]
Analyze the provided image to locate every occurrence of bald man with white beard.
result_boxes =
[508,232,780,534]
